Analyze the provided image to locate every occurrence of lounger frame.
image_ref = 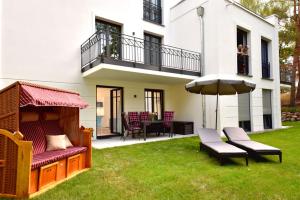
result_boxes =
[226,141,282,163]
[200,142,248,166]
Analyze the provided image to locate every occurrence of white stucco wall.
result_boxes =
[0,0,281,135]
[170,0,281,131]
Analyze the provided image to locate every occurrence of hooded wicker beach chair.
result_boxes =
[0,82,93,198]
[199,128,248,166]
[223,127,282,163]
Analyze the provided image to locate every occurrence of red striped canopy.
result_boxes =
[19,82,88,109]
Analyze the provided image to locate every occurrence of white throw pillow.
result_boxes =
[46,135,67,151]
[65,135,73,148]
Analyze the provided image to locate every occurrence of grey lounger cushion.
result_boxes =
[223,127,250,141]
[198,128,222,143]
[199,128,246,154]
[223,127,280,151]
[231,140,280,152]
[204,142,247,154]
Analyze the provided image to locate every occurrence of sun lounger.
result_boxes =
[199,128,248,165]
[223,127,282,163]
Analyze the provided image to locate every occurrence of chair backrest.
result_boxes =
[223,127,250,141]
[164,111,174,121]
[163,111,174,127]
[198,128,223,143]
[128,112,140,127]
[121,112,129,131]
[140,111,150,121]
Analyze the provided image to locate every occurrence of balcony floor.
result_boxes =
[82,62,199,84]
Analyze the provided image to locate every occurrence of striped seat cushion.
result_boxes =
[31,146,87,169]
[20,121,46,155]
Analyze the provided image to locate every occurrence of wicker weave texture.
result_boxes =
[0,135,18,195]
[0,85,18,132]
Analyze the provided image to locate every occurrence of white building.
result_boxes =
[0,0,281,139]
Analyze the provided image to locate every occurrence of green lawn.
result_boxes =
[32,122,300,200]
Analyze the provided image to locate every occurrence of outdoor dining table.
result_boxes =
[141,120,174,141]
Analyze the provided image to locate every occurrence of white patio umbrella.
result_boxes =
[185,74,256,129]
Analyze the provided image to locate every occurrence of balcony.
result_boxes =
[143,0,162,25]
[262,62,270,79]
[81,29,201,77]
[237,54,249,76]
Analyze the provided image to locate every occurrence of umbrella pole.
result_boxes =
[216,94,218,129]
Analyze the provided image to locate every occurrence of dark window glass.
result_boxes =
[261,39,270,78]
[262,89,272,129]
[144,33,161,66]
[145,89,164,120]
[143,0,162,24]
[238,93,251,132]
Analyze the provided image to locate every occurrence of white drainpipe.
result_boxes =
[197,5,206,128]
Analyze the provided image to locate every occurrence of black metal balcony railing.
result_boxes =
[81,29,201,76]
[237,54,249,75]
[143,0,162,24]
[280,68,293,84]
[262,62,270,78]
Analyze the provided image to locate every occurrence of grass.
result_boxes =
[30,122,300,200]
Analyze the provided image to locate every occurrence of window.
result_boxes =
[237,28,249,75]
[144,33,162,66]
[261,39,270,78]
[95,19,122,59]
[144,89,164,119]
[143,0,162,24]
[262,89,272,129]
[238,93,251,131]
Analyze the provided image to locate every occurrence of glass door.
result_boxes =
[144,33,161,66]
[110,88,122,134]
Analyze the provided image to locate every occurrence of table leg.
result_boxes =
[143,123,146,141]
[171,122,174,138]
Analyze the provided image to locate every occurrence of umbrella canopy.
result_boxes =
[185,74,256,129]
[185,74,256,95]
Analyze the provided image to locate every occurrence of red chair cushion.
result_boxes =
[31,146,87,169]
[20,121,46,155]
[164,111,174,127]
[128,112,141,128]
[140,112,150,121]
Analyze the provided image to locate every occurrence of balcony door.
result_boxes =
[237,28,249,75]
[144,33,162,67]
[95,19,122,59]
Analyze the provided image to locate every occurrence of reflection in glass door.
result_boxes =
[110,89,122,134]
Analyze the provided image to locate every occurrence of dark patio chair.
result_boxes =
[163,111,174,137]
[121,112,142,141]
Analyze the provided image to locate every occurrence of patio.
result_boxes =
[92,133,197,149]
